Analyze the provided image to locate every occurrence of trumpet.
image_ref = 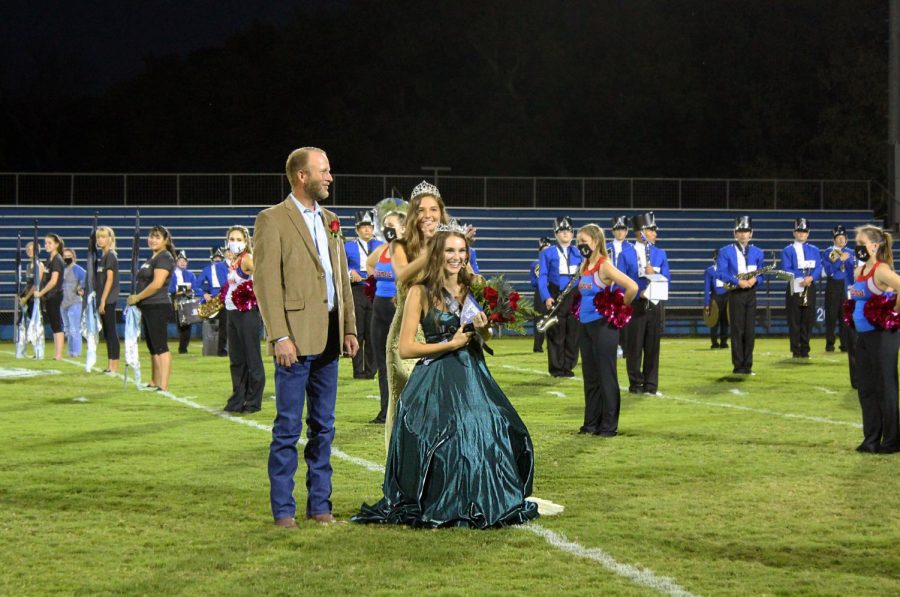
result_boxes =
[536,276,579,333]
[828,247,843,263]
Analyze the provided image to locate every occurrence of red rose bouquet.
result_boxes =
[469,275,536,334]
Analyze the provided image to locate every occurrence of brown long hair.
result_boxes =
[149,225,176,258]
[856,224,894,268]
[576,224,609,274]
[45,233,64,255]
[417,231,473,318]
[400,192,449,261]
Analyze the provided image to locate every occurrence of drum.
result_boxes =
[175,297,202,326]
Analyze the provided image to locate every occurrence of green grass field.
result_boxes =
[1,336,898,596]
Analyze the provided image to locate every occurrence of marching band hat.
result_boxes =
[832,224,847,238]
[794,217,810,232]
[611,215,629,230]
[354,209,375,228]
[538,236,553,249]
[734,215,752,232]
[632,211,657,232]
[554,216,574,232]
[175,250,187,261]
[209,246,224,260]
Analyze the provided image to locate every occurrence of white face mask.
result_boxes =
[228,241,246,255]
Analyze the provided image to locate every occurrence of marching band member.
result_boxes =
[196,246,229,356]
[717,216,765,375]
[537,216,582,377]
[365,211,406,424]
[850,224,900,454]
[822,225,854,353]
[576,224,638,436]
[168,251,197,354]
[608,215,638,357]
[222,225,265,413]
[624,212,669,395]
[704,249,728,349]
[530,236,552,353]
[781,218,822,359]
[345,210,382,379]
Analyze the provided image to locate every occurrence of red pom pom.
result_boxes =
[217,283,229,302]
[593,287,633,329]
[231,280,257,312]
[863,294,900,330]
[364,275,376,302]
[842,299,855,328]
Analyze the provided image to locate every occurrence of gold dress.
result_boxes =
[384,285,424,449]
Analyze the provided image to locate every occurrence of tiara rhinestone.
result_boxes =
[410,180,441,199]
[435,219,468,234]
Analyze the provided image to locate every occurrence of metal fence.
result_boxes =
[0,172,879,213]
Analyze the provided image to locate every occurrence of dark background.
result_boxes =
[0,0,888,179]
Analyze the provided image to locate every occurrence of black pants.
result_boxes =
[823,278,846,350]
[101,303,120,360]
[43,293,63,333]
[709,293,729,346]
[845,325,858,389]
[224,308,266,412]
[532,291,547,351]
[855,330,900,452]
[546,283,580,376]
[786,286,816,357]
[579,319,621,434]
[624,298,663,393]
[351,285,376,378]
[728,289,756,372]
[217,308,229,356]
[177,323,192,353]
[372,297,395,420]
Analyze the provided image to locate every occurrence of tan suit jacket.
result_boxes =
[253,196,356,356]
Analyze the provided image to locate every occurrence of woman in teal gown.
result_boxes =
[353,228,539,529]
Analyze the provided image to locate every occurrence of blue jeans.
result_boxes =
[268,352,339,519]
[63,303,82,356]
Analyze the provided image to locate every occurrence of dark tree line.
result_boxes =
[0,0,888,180]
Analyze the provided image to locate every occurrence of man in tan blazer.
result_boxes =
[254,147,358,528]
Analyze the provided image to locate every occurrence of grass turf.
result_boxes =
[0,337,898,596]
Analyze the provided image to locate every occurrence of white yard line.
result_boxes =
[499,364,860,429]
[2,352,694,596]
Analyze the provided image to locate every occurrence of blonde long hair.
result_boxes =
[856,224,894,268]
[577,224,609,273]
[96,226,117,252]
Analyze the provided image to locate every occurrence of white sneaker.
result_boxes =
[616,347,624,359]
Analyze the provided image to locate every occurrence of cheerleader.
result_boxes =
[364,211,406,424]
[221,225,265,413]
[95,226,121,373]
[850,225,900,454]
[575,224,637,436]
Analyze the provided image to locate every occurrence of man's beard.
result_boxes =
[305,179,329,201]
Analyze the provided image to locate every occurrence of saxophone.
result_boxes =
[535,275,579,333]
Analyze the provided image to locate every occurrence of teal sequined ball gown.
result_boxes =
[353,307,539,528]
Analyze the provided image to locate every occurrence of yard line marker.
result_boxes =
[729,389,746,396]
[521,524,697,597]
[546,391,567,398]
[500,364,860,429]
[814,386,838,395]
[5,352,698,596]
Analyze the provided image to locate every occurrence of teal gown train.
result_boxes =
[353,307,540,528]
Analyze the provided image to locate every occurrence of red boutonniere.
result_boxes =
[328,219,342,239]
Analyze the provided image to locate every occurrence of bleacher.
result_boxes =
[0,205,881,338]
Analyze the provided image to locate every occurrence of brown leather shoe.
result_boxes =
[273,517,298,529]
[307,513,338,525]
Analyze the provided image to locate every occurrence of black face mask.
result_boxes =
[64,257,73,265]
[383,227,397,242]
[576,243,593,258]
[855,244,871,262]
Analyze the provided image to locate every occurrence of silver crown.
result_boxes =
[435,219,467,234]
[410,180,441,199]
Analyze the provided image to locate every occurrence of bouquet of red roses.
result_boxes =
[469,275,536,334]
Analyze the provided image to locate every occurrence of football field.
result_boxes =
[1,337,898,596]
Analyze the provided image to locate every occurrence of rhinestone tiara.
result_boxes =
[435,219,467,235]
[410,180,441,199]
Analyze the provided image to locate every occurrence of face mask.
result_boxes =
[855,244,871,262]
[576,243,593,258]
[64,257,73,265]
[228,241,246,255]
[383,227,398,242]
